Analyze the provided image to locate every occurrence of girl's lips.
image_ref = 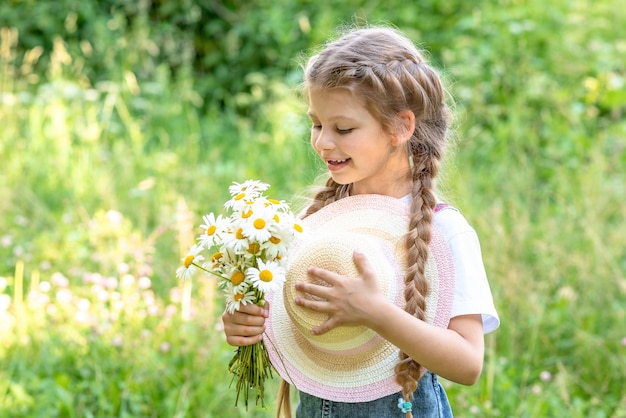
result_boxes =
[325,158,351,171]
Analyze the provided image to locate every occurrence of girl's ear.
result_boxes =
[391,110,415,146]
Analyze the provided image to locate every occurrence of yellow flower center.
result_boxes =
[231,270,245,285]
[248,243,260,254]
[259,270,273,282]
[234,293,244,301]
[294,223,303,233]
[206,225,217,236]
[268,199,280,205]
[253,218,266,229]
[211,252,223,262]
[269,236,281,244]
[273,214,280,223]
[236,228,245,239]
[183,255,194,268]
[234,193,246,201]
[242,210,253,219]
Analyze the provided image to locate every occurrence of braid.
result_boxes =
[302,178,350,218]
[394,149,440,411]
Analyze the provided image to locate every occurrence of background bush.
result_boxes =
[1,0,625,416]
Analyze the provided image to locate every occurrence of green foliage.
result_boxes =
[1,0,625,416]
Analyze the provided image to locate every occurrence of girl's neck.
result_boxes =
[349,177,412,198]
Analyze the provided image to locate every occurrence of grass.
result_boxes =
[1,0,625,416]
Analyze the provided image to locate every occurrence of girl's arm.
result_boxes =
[294,251,485,385]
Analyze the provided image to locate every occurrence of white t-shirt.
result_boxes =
[433,206,500,334]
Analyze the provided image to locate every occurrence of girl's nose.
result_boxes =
[312,129,334,151]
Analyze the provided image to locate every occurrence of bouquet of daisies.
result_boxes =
[176,179,303,408]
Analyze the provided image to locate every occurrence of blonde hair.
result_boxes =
[278,26,450,418]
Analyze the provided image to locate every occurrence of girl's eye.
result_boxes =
[311,124,322,130]
[337,128,353,134]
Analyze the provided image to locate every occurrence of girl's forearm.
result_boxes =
[365,298,485,385]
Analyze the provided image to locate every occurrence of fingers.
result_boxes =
[305,265,341,286]
[294,294,331,312]
[237,300,270,317]
[292,250,380,336]
[221,302,270,347]
[352,249,375,280]
[295,277,333,300]
[293,296,336,336]
[310,317,338,336]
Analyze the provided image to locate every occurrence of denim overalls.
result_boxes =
[296,371,453,417]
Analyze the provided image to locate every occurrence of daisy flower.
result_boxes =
[262,197,290,212]
[228,180,269,197]
[203,248,238,279]
[246,259,286,293]
[220,224,250,254]
[197,213,225,248]
[239,202,276,243]
[176,245,205,280]
[261,231,290,260]
[281,211,304,237]
[223,191,255,211]
[220,265,249,292]
[224,285,256,314]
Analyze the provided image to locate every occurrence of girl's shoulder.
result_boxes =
[432,203,477,242]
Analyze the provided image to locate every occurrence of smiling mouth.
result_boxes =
[327,158,350,165]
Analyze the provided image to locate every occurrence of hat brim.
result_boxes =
[265,194,455,402]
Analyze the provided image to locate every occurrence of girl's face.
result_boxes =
[308,88,412,197]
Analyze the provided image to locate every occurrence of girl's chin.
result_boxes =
[328,173,352,185]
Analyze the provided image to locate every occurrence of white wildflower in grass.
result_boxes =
[138,276,152,289]
[0,294,11,312]
[246,259,286,294]
[176,245,205,280]
[175,179,303,409]
[56,288,73,304]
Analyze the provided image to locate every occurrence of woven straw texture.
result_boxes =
[264,194,455,402]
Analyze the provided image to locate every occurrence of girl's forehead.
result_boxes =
[307,88,365,115]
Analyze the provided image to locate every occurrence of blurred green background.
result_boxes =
[1,0,625,416]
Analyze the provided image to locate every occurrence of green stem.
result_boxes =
[191,262,229,281]
[228,341,273,409]
[263,331,297,390]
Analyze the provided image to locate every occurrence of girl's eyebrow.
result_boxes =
[307,111,357,122]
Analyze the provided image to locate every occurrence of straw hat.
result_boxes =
[264,194,455,402]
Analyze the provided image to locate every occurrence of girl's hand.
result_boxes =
[294,250,387,335]
[221,302,269,346]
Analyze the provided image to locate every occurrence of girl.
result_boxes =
[222,26,499,417]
